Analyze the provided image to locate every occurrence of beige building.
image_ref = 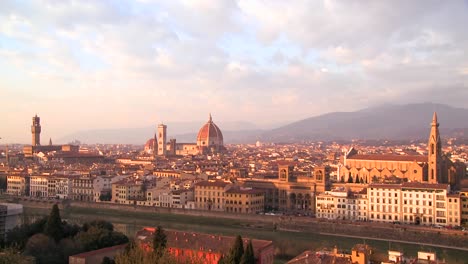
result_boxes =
[368,182,453,225]
[112,178,146,204]
[7,174,28,196]
[447,193,460,226]
[460,190,468,226]
[225,187,264,214]
[316,189,367,221]
[29,175,49,197]
[72,176,94,201]
[194,180,231,211]
[240,163,329,214]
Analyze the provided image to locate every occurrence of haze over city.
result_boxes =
[1,1,468,143]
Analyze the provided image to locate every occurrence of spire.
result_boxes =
[209,113,212,122]
[49,138,52,146]
[432,112,438,126]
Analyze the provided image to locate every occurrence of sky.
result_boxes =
[1,0,468,143]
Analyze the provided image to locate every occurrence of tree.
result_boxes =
[347,175,353,183]
[101,256,115,264]
[228,235,244,264]
[115,241,177,264]
[0,247,33,264]
[355,176,360,184]
[240,240,255,264]
[153,226,167,256]
[44,204,64,242]
[23,233,62,264]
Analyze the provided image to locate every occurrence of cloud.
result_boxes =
[0,0,467,142]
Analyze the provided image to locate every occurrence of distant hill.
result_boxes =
[58,121,261,144]
[58,103,468,144]
[261,103,468,142]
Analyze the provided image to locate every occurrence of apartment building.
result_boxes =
[6,174,29,196]
[368,182,452,226]
[316,189,367,221]
[51,175,74,199]
[461,190,468,225]
[225,187,264,214]
[447,193,460,226]
[368,184,402,223]
[112,178,146,204]
[29,175,50,197]
[72,176,94,201]
[195,180,231,211]
[171,188,194,209]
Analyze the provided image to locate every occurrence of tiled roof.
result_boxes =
[287,250,352,264]
[348,154,427,162]
[195,180,230,188]
[70,244,127,258]
[226,186,264,195]
[136,228,272,256]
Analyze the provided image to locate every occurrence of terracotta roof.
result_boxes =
[225,186,264,195]
[287,250,352,264]
[195,180,230,188]
[145,138,155,149]
[136,228,272,257]
[70,244,127,258]
[401,182,449,190]
[347,154,427,162]
[369,182,449,190]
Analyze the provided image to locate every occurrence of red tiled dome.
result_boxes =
[197,114,224,148]
[144,138,155,151]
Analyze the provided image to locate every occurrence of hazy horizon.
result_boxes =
[1,1,468,143]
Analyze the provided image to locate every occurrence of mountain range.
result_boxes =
[58,103,468,144]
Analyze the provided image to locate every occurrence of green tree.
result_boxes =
[6,216,47,249]
[228,235,244,264]
[23,233,62,264]
[115,241,177,264]
[101,256,115,264]
[74,226,128,252]
[217,254,227,264]
[0,247,33,264]
[44,204,64,242]
[240,240,255,264]
[153,226,167,256]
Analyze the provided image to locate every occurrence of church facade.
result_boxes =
[339,113,465,187]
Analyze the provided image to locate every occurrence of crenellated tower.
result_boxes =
[31,115,41,146]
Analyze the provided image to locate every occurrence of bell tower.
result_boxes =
[428,112,442,183]
[31,115,41,146]
[157,123,167,156]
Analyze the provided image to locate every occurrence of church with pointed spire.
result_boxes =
[339,112,465,188]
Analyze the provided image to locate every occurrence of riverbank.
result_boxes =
[20,202,468,264]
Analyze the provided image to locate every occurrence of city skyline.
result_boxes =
[1,1,468,143]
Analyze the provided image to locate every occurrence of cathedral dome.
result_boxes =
[197,114,224,151]
[144,138,155,153]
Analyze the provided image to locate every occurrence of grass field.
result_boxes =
[24,206,468,264]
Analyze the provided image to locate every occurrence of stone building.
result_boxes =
[339,113,465,187]
[240,162,330,214]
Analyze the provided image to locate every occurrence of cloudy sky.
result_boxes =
[1,0,468,143]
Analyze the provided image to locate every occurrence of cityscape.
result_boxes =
[1,1,468,264]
